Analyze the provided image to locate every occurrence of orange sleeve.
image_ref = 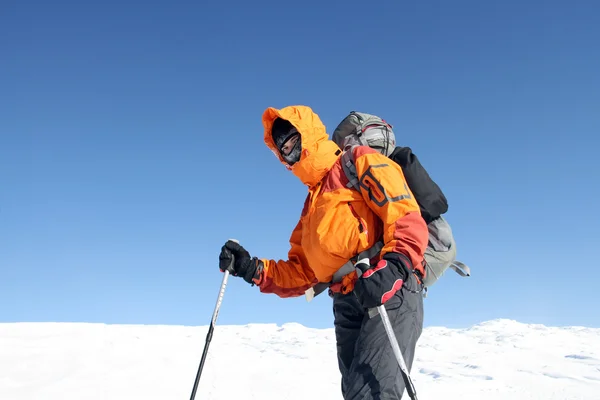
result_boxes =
[257,218,317,298]
[351,146,429,271]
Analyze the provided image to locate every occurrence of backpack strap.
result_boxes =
[304,146,364,302]
[341,147,360,191]
[449,261,471,277]
[305,259,355,301]
[304,241,384,302]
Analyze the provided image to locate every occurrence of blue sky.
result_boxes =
[1,0,599,330]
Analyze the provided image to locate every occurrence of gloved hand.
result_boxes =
[353,252,410,309]
[218,240,263,285]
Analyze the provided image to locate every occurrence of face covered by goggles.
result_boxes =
[272,121,302,166]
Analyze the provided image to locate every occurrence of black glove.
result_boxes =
[353,252,410,309]
[218,240,263,285]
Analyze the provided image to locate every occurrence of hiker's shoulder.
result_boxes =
[347,144,385,159]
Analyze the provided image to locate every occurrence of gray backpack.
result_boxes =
[332,111,470,293]
[332,111,397,156]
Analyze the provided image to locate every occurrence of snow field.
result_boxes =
[1,319,599,399]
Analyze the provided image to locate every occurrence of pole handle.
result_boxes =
[225,238,239,274]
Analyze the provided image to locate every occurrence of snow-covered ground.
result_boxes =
[1,319,599,399]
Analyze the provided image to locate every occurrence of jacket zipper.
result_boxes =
[347,202,365,234]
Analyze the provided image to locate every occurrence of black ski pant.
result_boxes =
[332,273,424,400]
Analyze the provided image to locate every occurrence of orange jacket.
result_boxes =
[256,105,429,297]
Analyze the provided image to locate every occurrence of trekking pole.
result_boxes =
[189,239,238,400]
[376,304,419,400]
[355,253,419,400]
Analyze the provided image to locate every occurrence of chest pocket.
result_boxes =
[305,194,377,261]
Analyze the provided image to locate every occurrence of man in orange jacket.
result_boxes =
[218,105,429,399]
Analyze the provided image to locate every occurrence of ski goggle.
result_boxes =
[279,130,300,156]
[273,127,302,165]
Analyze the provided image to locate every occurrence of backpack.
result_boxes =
[332,111,470,292]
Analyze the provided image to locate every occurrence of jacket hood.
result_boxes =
[262,105,341,187]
